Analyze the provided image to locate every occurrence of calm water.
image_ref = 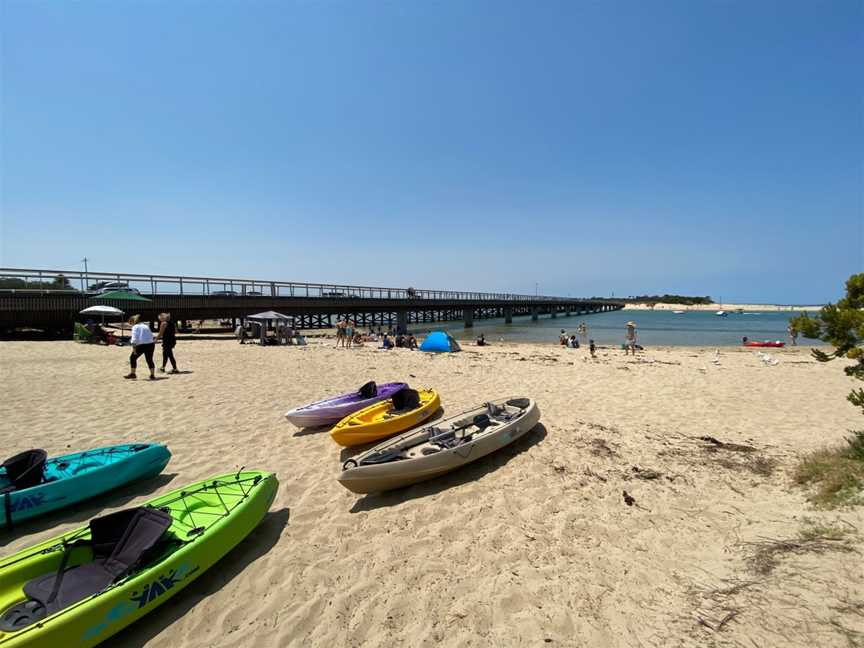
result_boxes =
[420,309,819,347]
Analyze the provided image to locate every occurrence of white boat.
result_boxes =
[716,310,727,317]
[673,310,685,314]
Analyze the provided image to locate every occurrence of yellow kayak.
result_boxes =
[331,388,441,447]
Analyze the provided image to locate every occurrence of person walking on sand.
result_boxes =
[345,321,354,348]
[335,319,346,347]
[124,315,156,380]
[624,321,637,355]
[156,312,179,373]
[589,339,597,358]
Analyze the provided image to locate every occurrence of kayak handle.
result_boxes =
[342,459,358,470]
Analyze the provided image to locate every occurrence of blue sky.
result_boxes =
[1,0,861,303]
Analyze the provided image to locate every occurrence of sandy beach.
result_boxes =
[1,338,862,647]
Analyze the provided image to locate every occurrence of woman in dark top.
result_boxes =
[156,312,179,373]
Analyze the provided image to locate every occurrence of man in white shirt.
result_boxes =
[125,315,157,380]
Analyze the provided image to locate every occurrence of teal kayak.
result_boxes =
[0,444,171,529]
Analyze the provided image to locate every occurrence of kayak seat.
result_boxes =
[506,398,530,410]
[1,450,47,491]
[391,388,420,412]
[358,381,378,399]
[486,402,505,417]
[0,507,171,630]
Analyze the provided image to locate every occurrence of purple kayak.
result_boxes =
[285,382,409,428]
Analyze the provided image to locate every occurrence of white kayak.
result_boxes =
[337,397,541,494]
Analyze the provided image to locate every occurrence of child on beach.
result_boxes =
[589,339,596,358]
[624,321,637,355]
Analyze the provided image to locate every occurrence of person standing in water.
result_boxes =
[156,312,179,373]
[125,315,156,380]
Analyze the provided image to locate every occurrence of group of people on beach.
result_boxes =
[334,320,420,350]
[557,321,640,357]
[559,322,596,356]
[334,320,361,347]
[125,313,178,380]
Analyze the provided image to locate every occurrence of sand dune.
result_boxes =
[0,339,862,647]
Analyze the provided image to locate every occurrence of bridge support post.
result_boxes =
[550,308,556,318]
[463,308,474,328]
[504,307,512,324]
[531,307,538,321]
[396,311,407,334]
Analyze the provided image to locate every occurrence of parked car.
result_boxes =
[245,291,263,296]
[211,290,239,297]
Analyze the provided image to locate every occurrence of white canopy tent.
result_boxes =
[245,311,297,345]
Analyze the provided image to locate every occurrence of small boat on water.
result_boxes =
[672,310,685,314]
[715,310,728,317]
[338,397,541,494]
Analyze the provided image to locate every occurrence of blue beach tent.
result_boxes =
[420,331,462,353]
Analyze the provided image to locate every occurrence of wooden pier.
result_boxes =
[0,268,624,333]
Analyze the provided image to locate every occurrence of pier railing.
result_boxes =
[0,268,608,304]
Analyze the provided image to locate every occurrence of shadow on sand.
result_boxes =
[348,423,548,513]
[110,506,291,647]
[0,472,179,547]
[292,424,332,438]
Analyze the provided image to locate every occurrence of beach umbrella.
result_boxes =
[80,305,125,317]
[79,305,125,325]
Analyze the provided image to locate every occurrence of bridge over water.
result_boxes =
[0,268,624,333]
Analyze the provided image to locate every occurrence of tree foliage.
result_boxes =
[623,294,714,305]
[0,275,76,291]
[791,273,864,413]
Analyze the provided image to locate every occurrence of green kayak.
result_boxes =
[0,470,278,647]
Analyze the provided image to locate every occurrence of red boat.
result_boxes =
[743,340,785,348]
